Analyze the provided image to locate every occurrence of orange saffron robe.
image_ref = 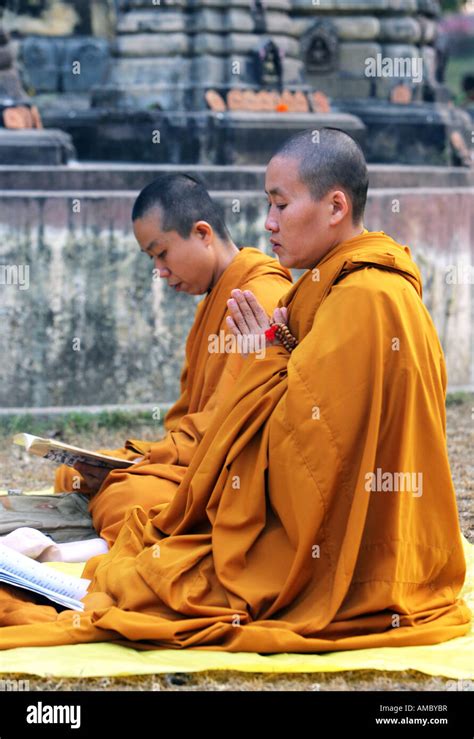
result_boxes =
[0,231,470,653]
[54,247,292,546]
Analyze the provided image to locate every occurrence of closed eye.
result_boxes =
[267,201,286,211]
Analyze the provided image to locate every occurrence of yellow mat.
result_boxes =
[0,537,471,679]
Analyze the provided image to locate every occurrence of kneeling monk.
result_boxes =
[0,129,470,653]
[53,173,292,548]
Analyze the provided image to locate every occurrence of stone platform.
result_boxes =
[0,129,75,165]
[39,109,365,164]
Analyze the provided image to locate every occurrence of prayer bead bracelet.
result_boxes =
[265,322,298,352]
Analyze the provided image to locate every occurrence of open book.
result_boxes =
[13,433,134,470]
[0,542,90,610]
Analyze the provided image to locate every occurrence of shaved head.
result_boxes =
[272,128,369,224]
[132,172,231,243]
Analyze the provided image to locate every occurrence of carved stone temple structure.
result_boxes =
[6,0,471,165]
[105,0,443,109]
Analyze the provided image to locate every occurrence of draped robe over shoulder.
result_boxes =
[54,247,292,546]
[0,231,470,652]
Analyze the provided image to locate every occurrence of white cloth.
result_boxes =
[0,527,109,562]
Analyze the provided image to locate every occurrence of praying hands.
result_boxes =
[226,289,288,345]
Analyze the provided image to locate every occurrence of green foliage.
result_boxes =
[0,410,165,440]
[445,391,473,406]
[445,56,474,104]
[440,0,465,10]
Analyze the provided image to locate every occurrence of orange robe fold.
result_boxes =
[54,247,292,546]
[0,230,470,653]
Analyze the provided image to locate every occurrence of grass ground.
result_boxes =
[0,395,472,691]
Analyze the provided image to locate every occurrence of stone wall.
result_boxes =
[0,163,472,410]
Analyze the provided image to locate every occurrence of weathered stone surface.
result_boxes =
[96,84,189,111]
[211,111,364,164]
[0,46,14,71]
[0,68,29,99]
[2,162,472,192]
[219,9,298,35]
[421,44,437,84]
[253,10,298,35]
[189,0,291,8]
[380,43,423,65]
[116,0,187,8]
[109,57,191,87]
[192,55,227,85]
[190,9,297,35]
[0,199,197,408]
[193,34,228,56]
[304,75,373,99]
[115,33,190,57]
[21,37,60,94]
[333,16,381,40]
[339,42,382,76]
[21,36,110,95]
[0,30,28,102]
[280,57,304,85]
[378,17,422,43]
[338,99,473,165]
[192,9,225,33]
[0,164,471,406]
[0,129,75,164]
[194,33,299,58]
[117,10,186,34]
[416,0,441,17]
[337,0,418,10]
[61,38,110,93]
[417,16,437,44]
[291,0,418,11]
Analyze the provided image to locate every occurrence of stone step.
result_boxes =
[291,0,418,13]
[117,10,187,34]
[0,129,75,166]
[0,163,472,193]
[117,9,297,36]
[118,0,291,7]
[115,32,301,58]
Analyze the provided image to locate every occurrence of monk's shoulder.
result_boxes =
[329,265,421,311]
[312,265,428,345]
[241,273,290,312]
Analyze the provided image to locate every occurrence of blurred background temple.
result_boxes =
[1,0,474,163]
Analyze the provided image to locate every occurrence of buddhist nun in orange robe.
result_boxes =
[54,244,291,547]
[53,173,291,549]
[0,130,470,653]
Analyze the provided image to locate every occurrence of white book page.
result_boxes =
[0,573,85,611]
[13,433,133,469]
[0,543,90,605]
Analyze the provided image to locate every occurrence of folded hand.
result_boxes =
[226,289,288,344]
